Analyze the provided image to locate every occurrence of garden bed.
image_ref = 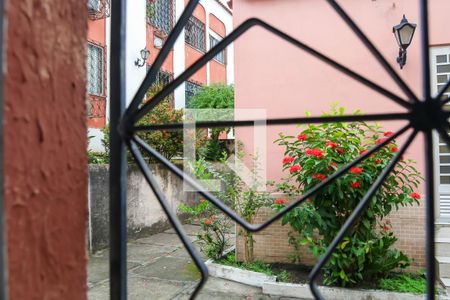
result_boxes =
[206,250,427,299]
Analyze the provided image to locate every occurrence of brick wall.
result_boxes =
[236,202,425,271]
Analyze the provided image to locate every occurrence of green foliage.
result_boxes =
[187,84,234,110]
[101,84,183,163]
[273,105,423,287]
[188,84,234,160]
[181,149,272,262]
[179,159,232,260]
[88,136,108,164]
[377,273,426,294]
[216,252,273,276]
[137,85,184,162]
[276,270,291,283]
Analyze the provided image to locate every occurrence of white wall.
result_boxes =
[173,0,187,109]
[200,0,234,85]
[125,0,147,104]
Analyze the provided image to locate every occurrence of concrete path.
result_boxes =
[88,224,300,300]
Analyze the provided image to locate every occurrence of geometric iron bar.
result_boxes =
[109,0,450,299]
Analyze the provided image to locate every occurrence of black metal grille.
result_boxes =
[109,0,449,299]
[147,0,174,35]
[87,43,104,96]
[185,16,206,52]
[185,81,201,106]
[209,35,225,64]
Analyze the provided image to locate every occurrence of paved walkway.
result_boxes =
[88,224,298,300]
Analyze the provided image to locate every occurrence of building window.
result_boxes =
[87,43,104,96]
[146,65,173,87]
[209,35,225,64]
[185,16,205,52]
[185,81,201,106]
[147,0,174,35]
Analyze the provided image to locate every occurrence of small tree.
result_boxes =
[102,84,183,162]
[273,106,422,286]
[181,149,272,263]
[188,84,234,161]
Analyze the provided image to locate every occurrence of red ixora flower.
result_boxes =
[274,198,287,205]
[297,134,308,141]
[306,148,324,158]
[325,141,337,149]
[282,156,295,164]
[360,149,368,155]
[410,192,421,200]
[204,219,212,225]
[351,181,361,189]
[290,165,301,173]
[312,173,327,181]
[211,215,217,220]
[375,159,382,165]
[375,138,386,145]
[390,146,399,152]
[383,224,391,231]
[336,148,345,154]
[384,131,394,137]
[350,167,363,174]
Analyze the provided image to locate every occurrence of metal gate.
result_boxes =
[108,0,450,299]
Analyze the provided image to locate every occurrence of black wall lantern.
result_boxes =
[392,15,416,69]
[135,47,150,68]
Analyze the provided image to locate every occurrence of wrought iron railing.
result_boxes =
[109,0,450,299]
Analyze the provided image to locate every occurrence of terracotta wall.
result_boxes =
[87,18,107,128]
[146,24,174,73]
[186,3,207,84]
[5,0,88,298]
[209,13,227,84]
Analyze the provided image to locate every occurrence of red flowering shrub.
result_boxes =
[290,165,302,173]
[274,198,288,205]
[283,156,295,164]
[273,106,423,287]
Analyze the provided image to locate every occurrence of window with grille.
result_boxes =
[431,46,450,219]
[185,81,201,106]
[185,16,205,52]
[87,43,104,96]
[147,0,173,35]
[209,35,225,64]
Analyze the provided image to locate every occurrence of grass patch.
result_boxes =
[377,272,426,294]
[215,252,273,276]
[215,251,426,294]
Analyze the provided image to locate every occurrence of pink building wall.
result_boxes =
[234,0,448,185]
[233,0,449,268]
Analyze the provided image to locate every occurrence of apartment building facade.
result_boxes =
[86,0,233,151]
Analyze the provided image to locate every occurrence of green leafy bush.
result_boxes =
[181,149,272,262]
[101,84,183,163]
[273,106,422,287]
[377,273,426,294]
[188,84,234,161]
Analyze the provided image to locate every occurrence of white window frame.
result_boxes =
[431,45,450,221]
[87,43,105,96]
[209,30,225,65]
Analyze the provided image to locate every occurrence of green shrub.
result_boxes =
[188,84,234,161]
[377,273,426,294]
[101,84,183,163]
[273,106,422,287]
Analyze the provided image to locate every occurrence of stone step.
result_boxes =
[437,239,450,257]
[437,257,450,278]
[441,277,450,294]
[437,226,450,239]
